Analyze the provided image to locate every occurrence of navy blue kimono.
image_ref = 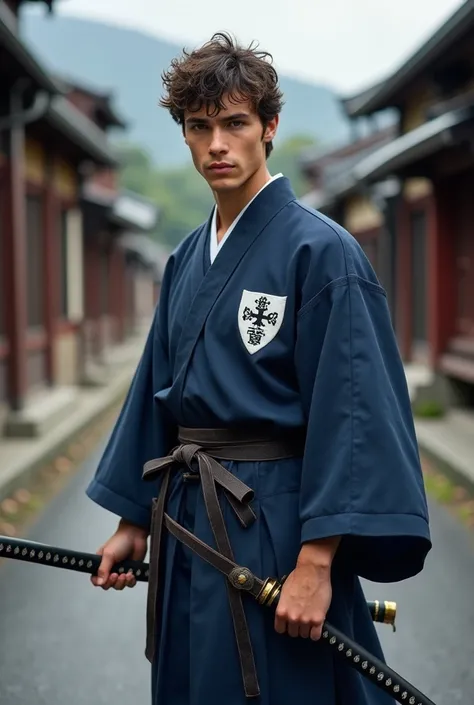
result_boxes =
[87,176,431,705]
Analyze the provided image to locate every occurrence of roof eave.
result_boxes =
[110,191,159,232]
[46,97,120,167]
[50,75,128,131]
[0,5,60,93]
[108,210,158,233]
[98,104,128,130]
[354,108,474,183]
[309,110,474,206]
[343,0,474,118]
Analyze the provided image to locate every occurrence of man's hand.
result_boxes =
[91,519,149,591]
[274,536,340,640]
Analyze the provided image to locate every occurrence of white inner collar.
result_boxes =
[209,173,283,264]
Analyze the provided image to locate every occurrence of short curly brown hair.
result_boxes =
[160,32,284,158]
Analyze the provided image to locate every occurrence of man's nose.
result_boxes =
[209,128,228,154]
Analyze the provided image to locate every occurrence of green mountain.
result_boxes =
[22,13,350,166]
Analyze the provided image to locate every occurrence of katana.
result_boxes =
[0,535,435,705]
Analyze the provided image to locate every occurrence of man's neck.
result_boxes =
[214,166,273,241]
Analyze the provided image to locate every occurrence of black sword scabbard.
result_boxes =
[319,621,435,705]
[0,536,434,705]
[255,577,434,705]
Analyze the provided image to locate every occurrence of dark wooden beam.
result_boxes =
[42,153,59,385]
[428,183,456,366]
[3,123,28,411]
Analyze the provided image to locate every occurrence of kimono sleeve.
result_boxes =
[295,274,431,583]
[86,266,177,530]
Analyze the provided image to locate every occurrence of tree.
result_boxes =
[269,134,316,196]
[116,143,156,196]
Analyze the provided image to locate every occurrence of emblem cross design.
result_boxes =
[238,289,287,354]
[242,296,279,347]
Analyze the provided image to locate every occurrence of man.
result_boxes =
[87,32,431,705]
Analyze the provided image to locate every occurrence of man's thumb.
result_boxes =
[96,548,115,585]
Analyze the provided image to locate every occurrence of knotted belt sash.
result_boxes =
[142,426,305,698]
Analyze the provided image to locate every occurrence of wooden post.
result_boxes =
[92,239,102,359]
[108,242,121,344]
[4,121,28,411]
[109,244,127,344]
[43,155,59,385]
[118,249,127,342]
[429,180,456,366]
[395,196,412,360]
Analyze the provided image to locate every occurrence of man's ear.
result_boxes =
[263,114,279,143]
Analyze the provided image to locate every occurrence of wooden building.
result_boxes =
[301,1,474,406]
[81,180,161,383]
[300,126,397,307]
[0,0,163,436]
[61,75,162,383]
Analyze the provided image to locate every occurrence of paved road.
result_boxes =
[1,443,474,705]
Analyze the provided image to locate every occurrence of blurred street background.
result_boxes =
[1,0,474,703]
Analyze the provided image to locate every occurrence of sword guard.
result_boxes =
[228,566,255,591]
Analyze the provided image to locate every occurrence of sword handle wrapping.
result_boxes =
[0,536,150,581]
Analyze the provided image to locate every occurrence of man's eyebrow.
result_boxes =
[185,112,250,124]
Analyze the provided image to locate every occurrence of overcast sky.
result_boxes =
[54,0,465,94]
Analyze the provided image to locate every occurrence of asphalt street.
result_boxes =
[0,443,473,705]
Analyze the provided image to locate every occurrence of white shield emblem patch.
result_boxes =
[238,290,287,354]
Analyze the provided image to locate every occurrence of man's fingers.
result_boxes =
[113,574,127,591]
[91,568,137,591]
[113,571,136,590]
[111,572,138,591]
[275,608,323,639]
[287,620,300,638]
[101,573,119,590]
[274,612,287,634]
[125,571,137,588]
[298,621,311,639]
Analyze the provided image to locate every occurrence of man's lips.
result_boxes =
[207,163,235,172]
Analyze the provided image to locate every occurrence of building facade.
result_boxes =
[301,1,474,407]
[0,0,164,436]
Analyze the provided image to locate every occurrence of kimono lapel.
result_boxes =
[189,211,212,285]
[171,177,296,416]
[201,211,212,274]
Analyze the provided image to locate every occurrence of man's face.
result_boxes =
[183,95,278,192]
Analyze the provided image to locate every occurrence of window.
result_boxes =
[26,194,44,329]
